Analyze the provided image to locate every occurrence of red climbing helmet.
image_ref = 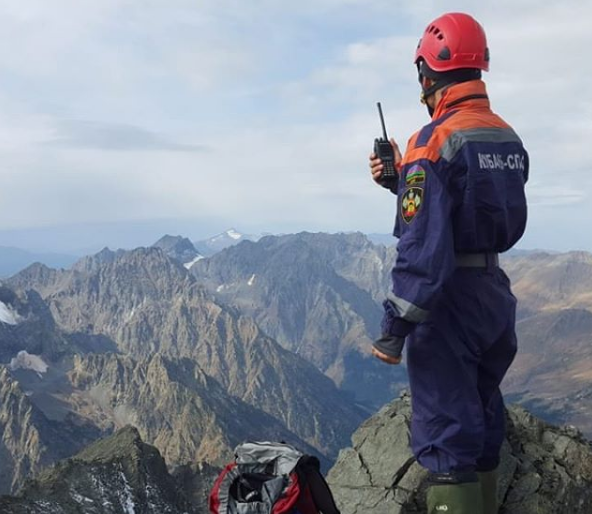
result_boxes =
[415,13,489,72]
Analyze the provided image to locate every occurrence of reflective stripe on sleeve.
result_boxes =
[386,292,430,323]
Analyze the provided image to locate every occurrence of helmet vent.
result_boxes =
[437,47,451,61]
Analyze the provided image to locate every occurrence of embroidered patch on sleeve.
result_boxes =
[405,165,426,186]
[401,187,424,223]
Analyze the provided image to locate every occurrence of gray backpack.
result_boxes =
[209,442,339,514]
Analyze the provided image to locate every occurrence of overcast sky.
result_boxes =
[0,0,590,252]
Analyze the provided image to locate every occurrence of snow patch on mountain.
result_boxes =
[9,350,49,376]
[0,300,22,325]
[119,471,136,514]
[227,228,243,240]
[183,255,204,269]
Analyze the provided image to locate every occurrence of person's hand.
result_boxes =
[372,334,404,365]
[369,138,402,185]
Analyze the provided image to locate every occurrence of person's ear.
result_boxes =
[422,76,433,89]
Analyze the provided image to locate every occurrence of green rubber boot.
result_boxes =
[427,482,484,514]
[478,469,499,514]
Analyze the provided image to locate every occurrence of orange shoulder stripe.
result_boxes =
[401,112,511,165]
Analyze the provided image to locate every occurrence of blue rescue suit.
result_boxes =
[382,80,528,474]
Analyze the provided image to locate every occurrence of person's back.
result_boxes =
[369,12,528,514]
[395,78,528,252]
[409,80,528,249]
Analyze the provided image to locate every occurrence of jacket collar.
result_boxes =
[431,80,490,120]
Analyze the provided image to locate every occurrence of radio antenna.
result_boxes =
[377,102,388,140]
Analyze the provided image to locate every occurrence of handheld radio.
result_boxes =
[373,102,398,188]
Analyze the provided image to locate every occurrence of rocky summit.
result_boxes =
[0,425,215,514]
[327,393,592,514]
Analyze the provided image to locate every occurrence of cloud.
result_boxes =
[0,0,590,251]
[46,120,207,152]
[527,184,586,207]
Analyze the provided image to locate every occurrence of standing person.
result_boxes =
[369,13,528,514]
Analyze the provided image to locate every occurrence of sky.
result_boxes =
[0,0,590,253]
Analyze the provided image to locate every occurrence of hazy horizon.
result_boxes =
[0,219,582,256]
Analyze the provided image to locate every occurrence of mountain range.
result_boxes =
[0,228,258,280]
[2,231,592,503]
[0,242,367,494]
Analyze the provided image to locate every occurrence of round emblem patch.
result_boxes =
[405,165,426,186]
[401,187,424,224]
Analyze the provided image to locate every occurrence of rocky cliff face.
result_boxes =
[500,251,592,437]
[0,285,103,495]
[327,393,592,514]
[502,251,592,318]
[191,232,404,408]
[504,308,592,435]
[0,426,202,514]
[0,367,100,495]
[0,285,73,362]
[66,352,320,466]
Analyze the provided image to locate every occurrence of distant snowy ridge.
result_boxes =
[194,228,262,256]
[0,300,22,325]
[210,229,244,243]
[9,350,49,375]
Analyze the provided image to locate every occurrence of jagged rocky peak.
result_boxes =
[5,260,56,285]
[71,246,123,273]
[152,234,203,268]
[0,425,193,514]
[51,246,193,312]
[327,393,592,514]
[69,246,191,278]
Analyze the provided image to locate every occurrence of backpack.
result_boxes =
[209,441,340,514]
